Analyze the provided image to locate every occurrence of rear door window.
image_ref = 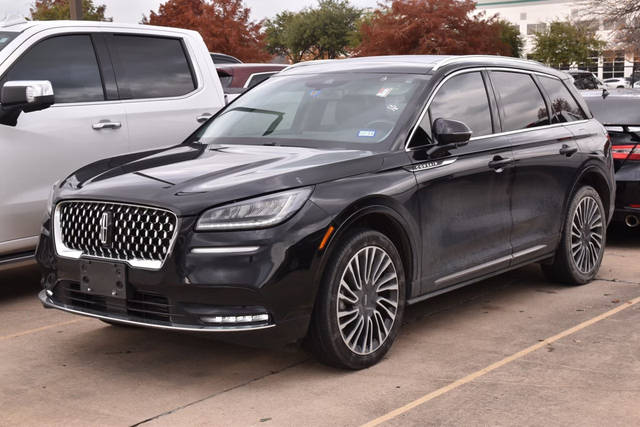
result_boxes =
[426,71,493,139]
[538,76,587,123]
[490,71,549,132]
[2,34,104,103]
[108,35,196,99]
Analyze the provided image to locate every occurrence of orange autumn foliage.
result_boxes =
[355,0,512,57]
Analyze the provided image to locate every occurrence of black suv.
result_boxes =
[37,55,614,369]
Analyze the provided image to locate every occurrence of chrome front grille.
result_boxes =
[54,201,178,270]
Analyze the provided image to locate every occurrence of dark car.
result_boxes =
[210,52,242,64]
[216,63,288,101]
[37,55,614,369]
[565,70,604,90]
[582,89,640,228]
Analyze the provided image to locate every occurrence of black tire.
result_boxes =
[308,229,406,369]
[542,186,606,285]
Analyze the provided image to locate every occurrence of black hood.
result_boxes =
[58,143,384,216]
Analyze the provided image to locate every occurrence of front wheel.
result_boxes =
[308,230,406,369]
[543,186,606,285]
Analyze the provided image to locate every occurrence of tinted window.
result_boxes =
[539,76,587,123]
[491,71,549,132]
[3,35,103,103]
[110,35,195,99]
[246,72,275,88]
[584,96,640,125]
[427,72,493,139]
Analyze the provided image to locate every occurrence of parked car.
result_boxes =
[634,81,640,89]
[210,52,242,64]
[582,89,640,228]
[565,70,604,90]
[216,63,288,102]
[37,55,614,369]
[603,77,631,89]
[0,19,226,270]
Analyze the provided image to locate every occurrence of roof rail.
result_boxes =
[431,55,544,71]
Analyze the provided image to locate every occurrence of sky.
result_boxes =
[0,0,381,23]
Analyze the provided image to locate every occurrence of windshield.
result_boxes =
[0,31,18,53]
[195,73,429,148]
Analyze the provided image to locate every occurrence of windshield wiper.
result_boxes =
[226,106,284,136]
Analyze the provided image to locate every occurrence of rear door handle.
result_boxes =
[488,156,514,172]
[92,120,121,130]
[196,113,212,123]
[559,144,578,156]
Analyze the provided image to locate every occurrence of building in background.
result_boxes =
[476,0,638,80]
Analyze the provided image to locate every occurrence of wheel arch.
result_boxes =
[569,166,612,224]
[314,199,420,301]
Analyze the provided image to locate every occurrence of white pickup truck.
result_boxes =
[0,19,226,270]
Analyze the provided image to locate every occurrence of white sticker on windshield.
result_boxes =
[377,88,393,97]
[358,130,376,137]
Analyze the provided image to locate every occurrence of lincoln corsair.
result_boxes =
[37,56,615,369]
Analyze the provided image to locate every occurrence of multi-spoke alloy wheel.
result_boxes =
[309,230,405,369]
[570,196,604,274]
[542,186,607,286]
[336,246,399,355]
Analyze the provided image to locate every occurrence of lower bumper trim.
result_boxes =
[38,290,276,333]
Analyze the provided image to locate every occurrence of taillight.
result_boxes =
[611,145,640,161]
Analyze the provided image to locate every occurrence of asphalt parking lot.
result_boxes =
[1,226,639,426]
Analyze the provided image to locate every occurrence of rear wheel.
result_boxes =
[309,229,406,369]
[543,186,606,285]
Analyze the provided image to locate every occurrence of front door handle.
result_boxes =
[488,156,514,172]
[92,120,122,130]
[559,144,578,157]
[196,113,212,123]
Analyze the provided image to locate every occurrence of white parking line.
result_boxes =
[363,296,640,426]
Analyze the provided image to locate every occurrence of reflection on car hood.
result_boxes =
[60,143,383,216]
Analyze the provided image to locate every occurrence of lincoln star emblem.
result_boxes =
[99,211,114,247]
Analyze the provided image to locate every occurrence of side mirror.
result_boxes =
[1,80,55,113]
[432,118,472,146]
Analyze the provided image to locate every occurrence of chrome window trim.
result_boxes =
[53,200,180,271]
[405,66,589,152]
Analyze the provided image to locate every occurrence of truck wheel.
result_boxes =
[309,229,406,369]
[543,186,606,285]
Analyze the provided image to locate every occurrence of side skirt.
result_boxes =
[407,253,553,306]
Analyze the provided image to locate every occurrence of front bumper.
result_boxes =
[37,200,333,345]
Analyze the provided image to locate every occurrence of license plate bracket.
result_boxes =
[79,260,127,299]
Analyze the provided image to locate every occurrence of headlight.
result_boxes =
[195,187,313,231]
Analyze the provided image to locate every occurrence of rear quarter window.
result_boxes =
[539,76,587,123]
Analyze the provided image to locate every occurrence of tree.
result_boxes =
[580,0,640,50]
[143,0,269,62]
[30,0,111,21]
[264,11,315,63]
[354,0,512,57]
[264,0,361,63]
[495,19,524,58]
[529,21,605,68]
